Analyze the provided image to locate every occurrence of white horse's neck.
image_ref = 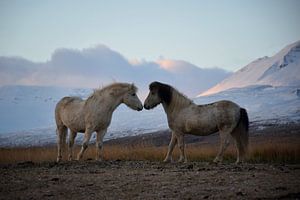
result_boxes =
[162,89,193,117]
[87,92,123,115]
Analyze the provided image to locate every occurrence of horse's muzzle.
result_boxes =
[144,104,150,110]
[137,106,143,111]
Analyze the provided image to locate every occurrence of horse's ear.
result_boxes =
[131,83,135,89]
[131,83,138,92]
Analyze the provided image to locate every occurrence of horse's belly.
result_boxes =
[184,119,218,136]
[61,113,85,133]
[187,128,218,136]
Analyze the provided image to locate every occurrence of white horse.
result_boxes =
[144,81,249,164]
[55,83,143,162]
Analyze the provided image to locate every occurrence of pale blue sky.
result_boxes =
[0,0,299,71]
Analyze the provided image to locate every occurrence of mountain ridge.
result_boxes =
[200,40,300,96]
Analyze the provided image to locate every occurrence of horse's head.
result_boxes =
[144,81,172,110]
[122,84,143,111]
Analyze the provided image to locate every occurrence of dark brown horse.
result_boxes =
[144,81,249,164]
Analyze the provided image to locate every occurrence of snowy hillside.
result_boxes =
[195,85,300,123]
[1,84,299,147]
[0,85,91,133]
[200,41,300,96]
[0,85,168,147]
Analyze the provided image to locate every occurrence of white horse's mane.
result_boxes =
[88,83,137,101]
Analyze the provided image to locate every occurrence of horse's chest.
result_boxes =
[95,116,111,128]
[84,111,112,130]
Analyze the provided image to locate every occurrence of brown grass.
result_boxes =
[0,141,299,164]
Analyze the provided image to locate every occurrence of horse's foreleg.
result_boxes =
[56,126,67,162]
[56,129,62,162]
[96,128,107,161]
[77,129,93,160]
[214,131,230,163]
[68,131,77,161]
[163,132,177,163]
[177,133,187,163]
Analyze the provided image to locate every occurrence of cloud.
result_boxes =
[0,45,231,97]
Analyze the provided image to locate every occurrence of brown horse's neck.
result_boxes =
[162,89,193,117]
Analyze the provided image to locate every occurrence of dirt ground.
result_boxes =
[0,161,299,200]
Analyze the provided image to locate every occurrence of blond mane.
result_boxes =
[87,82,137,101]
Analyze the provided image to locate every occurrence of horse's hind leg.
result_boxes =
[231,119,248,164]
[77,128,93,160]
[213,130,231,163]
[57,126,67,162]
[163,131,177,163]
[68,131,77,161]
[96,128,107,161]
[232,132,246,164]
[177,133,187,163]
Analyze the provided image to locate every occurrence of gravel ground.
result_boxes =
[0,161,299,199]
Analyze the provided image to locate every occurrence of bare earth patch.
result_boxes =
[0,161,299,199]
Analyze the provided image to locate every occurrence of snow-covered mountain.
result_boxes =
[200,41,300,96]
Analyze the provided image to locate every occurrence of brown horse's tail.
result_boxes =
[231,108,249,160]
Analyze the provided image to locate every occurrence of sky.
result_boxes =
[0,0,300,71]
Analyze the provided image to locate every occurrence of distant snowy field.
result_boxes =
[0,84,299,147]
[195,85,300,123]
[0,85,167,147]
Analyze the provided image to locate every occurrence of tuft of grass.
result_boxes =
[249,142,300,163]
[0,140,299,164]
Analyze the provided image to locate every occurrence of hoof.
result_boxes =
[178,158,187,163]
[235,160,244,165]
[213,157,223,164]
[209,161,218,166]
[76,154,83,161]
[95,158,103,162]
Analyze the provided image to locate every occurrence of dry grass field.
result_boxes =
[1,124,299,199]
[0,136,299,164]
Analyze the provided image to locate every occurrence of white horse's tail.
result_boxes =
[231,108,249,159]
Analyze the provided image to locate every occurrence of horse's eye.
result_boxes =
[131,93,136,96]
[151,92,155,95]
